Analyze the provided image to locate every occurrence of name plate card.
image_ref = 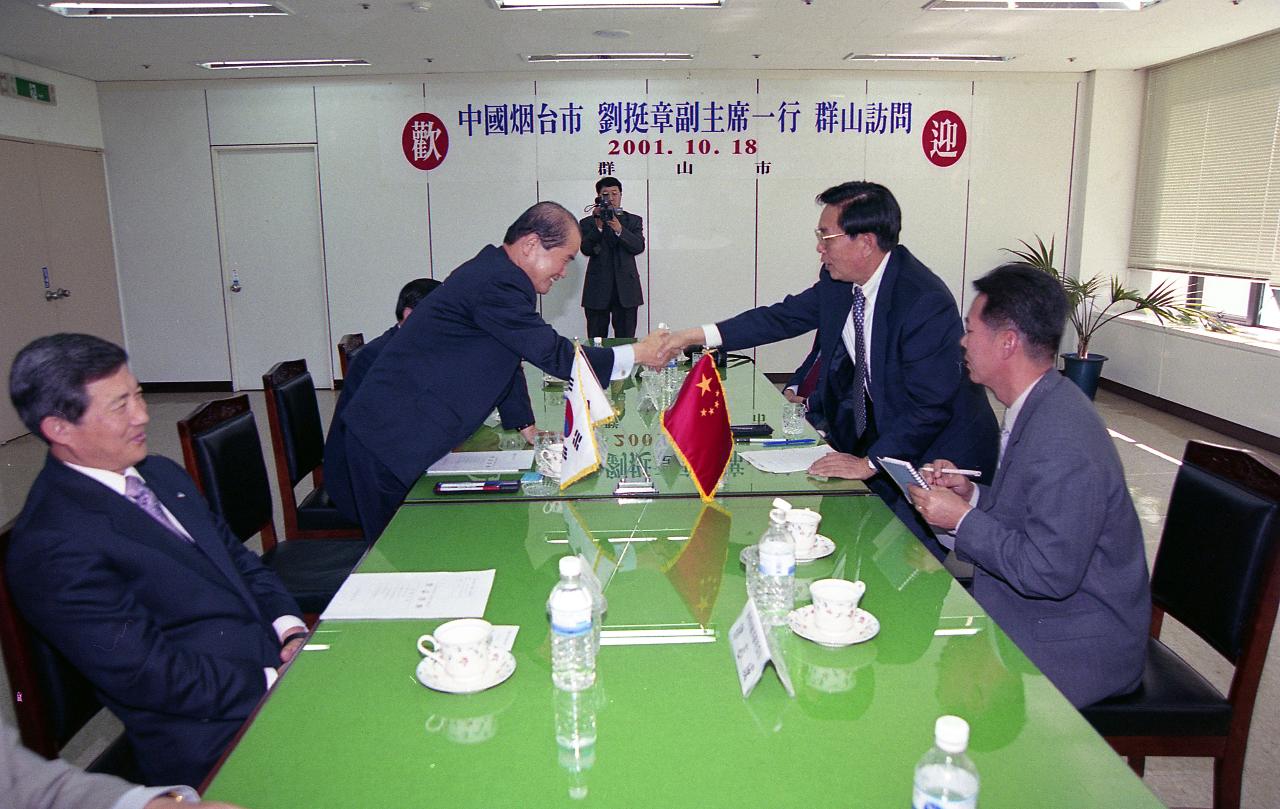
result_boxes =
[729,599,795,698]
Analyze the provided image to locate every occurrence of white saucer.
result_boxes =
[787,604,879,647]
[796,534,836,563]
[738,534,836,567]
[417,650,517,694]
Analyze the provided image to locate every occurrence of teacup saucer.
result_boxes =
[796,534,836,563]
[738,534,836,568]
[417,650,517,694]
[787,604,879,647]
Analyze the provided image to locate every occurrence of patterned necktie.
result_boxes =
[125,475,190,542]
[998,418,1013,467]
[851,285,868,438]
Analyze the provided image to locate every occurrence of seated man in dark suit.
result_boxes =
[5,334,307,786]
[910,264,1150,707]
[325,277,538,528]
[339,201,671,541]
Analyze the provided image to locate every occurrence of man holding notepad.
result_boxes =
[909,263,1149,707]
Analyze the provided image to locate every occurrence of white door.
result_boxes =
[212,145,333,390]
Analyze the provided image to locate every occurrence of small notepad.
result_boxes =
[876,456,930,499]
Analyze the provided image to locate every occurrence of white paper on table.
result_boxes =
[320,571,496,620]
[491,625,519,652]
[425,451,534,476]
[738,444,836,474]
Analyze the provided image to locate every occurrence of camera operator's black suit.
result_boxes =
[579,209,645,339]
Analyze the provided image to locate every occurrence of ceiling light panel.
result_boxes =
[923,0,1161,10]
[524,52,693,63]
[43,1,288,17]
[845,53,1012,63]
[197,59,370,70]
[495,0,721,9]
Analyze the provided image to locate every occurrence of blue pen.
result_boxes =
[760,438,816,447]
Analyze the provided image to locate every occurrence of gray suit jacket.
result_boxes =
[955,371,1150,707]
[0,720,147,809]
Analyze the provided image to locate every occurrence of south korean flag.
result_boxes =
[559,345,616,489]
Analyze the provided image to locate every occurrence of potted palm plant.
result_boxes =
[1003,236,1215,399]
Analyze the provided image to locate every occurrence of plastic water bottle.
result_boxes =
[912,715,980,809]
[754,507,795,623]
[549,556,596,691]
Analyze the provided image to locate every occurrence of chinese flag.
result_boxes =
[661,354,734,501]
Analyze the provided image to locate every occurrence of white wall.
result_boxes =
[96,70,1082,383]
[0,56,103,149]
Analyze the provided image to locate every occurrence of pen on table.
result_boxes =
[919,466,983,478]
[736,438,817,447]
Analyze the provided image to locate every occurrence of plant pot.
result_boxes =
[1060,353,1107,400]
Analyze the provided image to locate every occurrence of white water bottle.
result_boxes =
[754,507,795,622]
[912,715,980,809]
[549,556,596,691]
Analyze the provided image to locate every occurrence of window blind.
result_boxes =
[1129,31,1280,287]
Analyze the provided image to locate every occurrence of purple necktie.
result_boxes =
[852,286,868,438]
[125,475,190,542]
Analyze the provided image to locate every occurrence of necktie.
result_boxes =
[851,286,868,438]
[125,475,190,542]
[998,420,1012,466]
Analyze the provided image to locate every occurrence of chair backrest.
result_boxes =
[262,359,325,490]
[0,519,108,758]
[337,333,364,378]
[176,394,278,552]
[1153,441,1280,665]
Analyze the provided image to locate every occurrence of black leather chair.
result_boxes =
[176,394,366,622]
[262,359,360,540]
[337,333,364,379]
[0,520,139,779]
[1081,440,1280,809]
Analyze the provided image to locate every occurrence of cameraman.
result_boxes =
[579,176,645,339]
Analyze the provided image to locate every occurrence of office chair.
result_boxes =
[1081,440,1280,809]
[176,394,366,621]
[0,520,139,779]
[337,333,364,379]
[262,359,361,540]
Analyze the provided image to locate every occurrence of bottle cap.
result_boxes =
[934,715,970,754]
[560,555,583,577]
[772,497,793,512]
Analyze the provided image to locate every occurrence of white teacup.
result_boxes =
[786,508,823,556]
[417,618,494,683]
[809,579,865,635]
[534,432,564,480]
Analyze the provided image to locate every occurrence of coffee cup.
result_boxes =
[809,579,865,635]
[417,618,494,683]
[534,431,564,480]
[786,508,822,556]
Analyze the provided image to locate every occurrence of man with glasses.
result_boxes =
[665,181,998,559]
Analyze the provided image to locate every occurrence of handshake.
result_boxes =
[632,327,707,369]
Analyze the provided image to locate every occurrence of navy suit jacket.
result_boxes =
[956,372,1150,707]
[341,244,614,488]
[716,245,999,554]
[5,455,298,786]
[325,320,537,523]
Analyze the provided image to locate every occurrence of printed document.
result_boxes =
[320,570,496,620]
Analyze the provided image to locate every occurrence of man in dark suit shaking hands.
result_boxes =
[339,201,671,541]
[911,264,1150,707]
[6,334,306,786]
[665,182,999,559]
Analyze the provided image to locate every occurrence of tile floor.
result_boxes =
[0,387,1277,807]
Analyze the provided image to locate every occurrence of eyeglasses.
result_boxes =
[815,228,845,245]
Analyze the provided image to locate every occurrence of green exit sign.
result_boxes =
[0,74,57,105]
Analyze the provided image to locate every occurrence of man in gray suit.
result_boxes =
[910,263,1150,707]
[0,720,244,809]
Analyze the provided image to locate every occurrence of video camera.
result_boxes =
[593,195,616,222]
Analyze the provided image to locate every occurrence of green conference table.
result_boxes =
[204,495,1162,808]
[404,358,869,503]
